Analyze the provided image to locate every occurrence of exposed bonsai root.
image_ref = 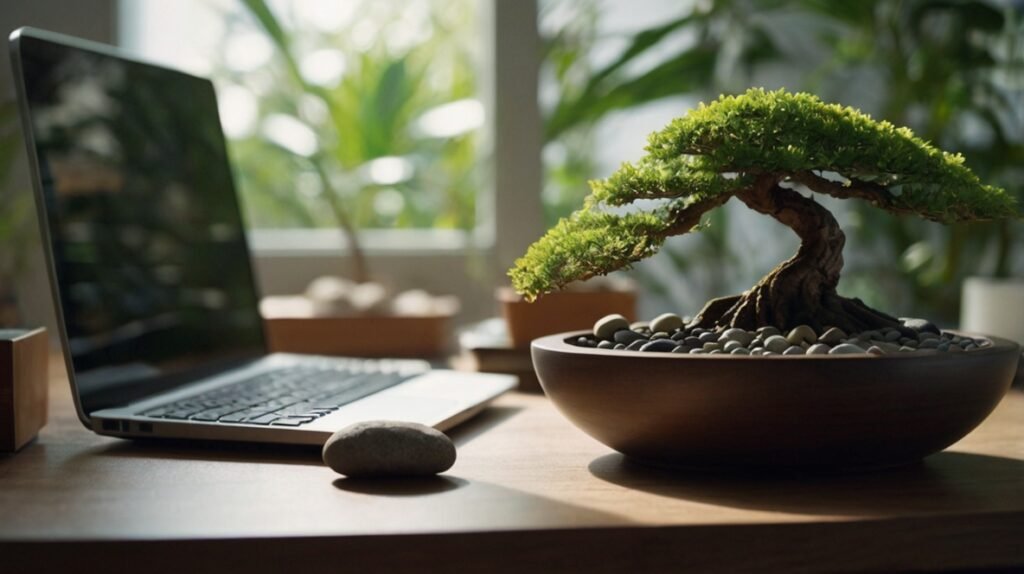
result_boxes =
[687,180,904,334]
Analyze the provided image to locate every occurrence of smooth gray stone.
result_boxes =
[597,341,615,349]
[964,344,978,351]
[698,331,718,343]
[829,343,866,355]
[650,332,670,340]
[917,331,939,341]
[764,335,789,353]
[625,339,647,351]
[630,321,650,332]
[594,314,630,341]
[919,338,940,349]
[702,342,722,352]
[730,347,751,355]
[684,336,702,347]
[723,340,743,353]
[782,345,805,355]
[323,421,456,478]
[866,345,885,355]
[613,343,627,350]
[757,326,781,337]
[786,325,817,345]
[819,327,847,345]
[720,328,754,347]
[649,313,684,335]
[902,317,940,335]
[899,346,916,352]
[640,339,678,353]
[672,345,692,354]
[807,343,831,355]
[614,330,647,345]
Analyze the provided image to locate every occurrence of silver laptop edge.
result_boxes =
[9,26,516,443]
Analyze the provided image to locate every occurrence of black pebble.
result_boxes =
[614,330,648,345]
[625,339,647,351]
[640,339,678,353]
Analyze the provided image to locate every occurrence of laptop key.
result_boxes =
[270,417,315,427]
[242,414,281,425]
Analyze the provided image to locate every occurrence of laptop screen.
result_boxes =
[14,31,267,413]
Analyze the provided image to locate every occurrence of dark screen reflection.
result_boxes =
[18,35,265,411]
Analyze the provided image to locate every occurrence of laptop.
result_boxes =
[8,27,516,445]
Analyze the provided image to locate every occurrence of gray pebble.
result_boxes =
[671,332,688,341]
[917,331,939,341]
[937,342,950,352]
[649,313,684,334]
[757,326,781,337]
[819,327,847,345]
[829,343,866,355]
[720,328,755,347]
[964,344,978,351]
[614,330,647,345]
[698,331,718,343]
[899,346,916,352]
[689,348,706,354]
[883,330,902,342]
[709,350,723,355]
[919,338,940,349]
[764,335,789,353]
[723,340,743,353]
[866,345,885,355]
[613,343,626,350]
[807,343,831,355]
[672,346,691,354]
[597,341,615,349]
[630,321,650,332]
[640,339,678,353]
[593,314,630,341]
[703,342,722,352]
[650,332,669,340]
[625,339,647,351]
[902,317,940,335]
[786,325,817,345]
[322,420,456,478]
[684,336,701,347]
[782,346,805,355]
[730,347,751,355]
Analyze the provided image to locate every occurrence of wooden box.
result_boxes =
[0,328,48,452]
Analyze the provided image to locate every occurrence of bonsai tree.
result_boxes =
[510,88,1018,334]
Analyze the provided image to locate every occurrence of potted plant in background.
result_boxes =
[514,88,1021,469]
[232,0,477,357]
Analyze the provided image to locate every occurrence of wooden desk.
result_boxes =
[1,356,1022,573]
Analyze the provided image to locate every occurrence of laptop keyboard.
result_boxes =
[137,362,424,427]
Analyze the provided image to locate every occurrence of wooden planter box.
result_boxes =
[498,286,636,349]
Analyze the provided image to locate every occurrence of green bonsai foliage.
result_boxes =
[510,88,1018,332]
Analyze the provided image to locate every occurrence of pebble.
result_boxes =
[919,338,940,349]
[698,331,718,343]
[918,331,939,341]
[757,326,781,337]
[866,346,885,355]
[764,335,789,353]
[782,346,805,355]
[322,421,456,478]
[819,327,847,345]
[630,321,650,332]
[807,343,831,355]
[703,342,722,352]
[597,341,615,349]
[829,343,866,355]
[684,336,701,347]
[614,330,647,345]
[786,325,817,345]
[731,347,751,355]
[640,339,678,353]
[902,317,940,335]
[672,346,691,354]
[883,330,902,342]
[649,313,684,334]
[613,344,626,350]
[720,328,755,347]
[593,314,630,341]
[625,339,647,351]
[650,332,669,340]
[723,340,743,353]
[689,348,706,354]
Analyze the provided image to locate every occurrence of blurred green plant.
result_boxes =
[539,0,1023,322]
[230,0,481,282]
[0,101,34,285]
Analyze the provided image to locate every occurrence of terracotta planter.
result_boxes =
[532,330,1020,470]
[499,286,636,349]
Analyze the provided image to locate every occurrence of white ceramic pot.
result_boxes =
[961,277,1024,344]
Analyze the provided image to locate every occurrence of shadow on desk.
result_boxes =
[589,450,1024,516]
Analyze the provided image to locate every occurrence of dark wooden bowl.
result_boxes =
[531,331,1020,470]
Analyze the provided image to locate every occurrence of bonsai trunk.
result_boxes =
[691,181,901,334]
